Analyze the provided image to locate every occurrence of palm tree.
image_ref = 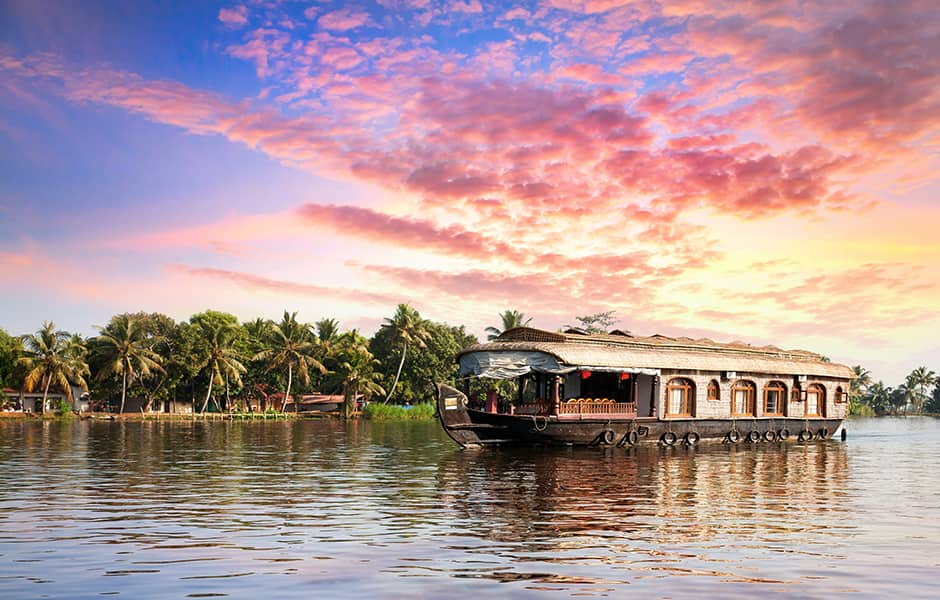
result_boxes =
[850,365,872,412]
[334,331,385,418]
[381,304,431,403]
[91,314,163,415]
[18,321,89,412]
[485,309,532,340]
[253,311,326,413]
[905,367,937,413]
[195,319,246,413]
[865,381,890,415]
[315,318,341,344]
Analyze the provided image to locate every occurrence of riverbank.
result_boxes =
[0,407,439,421]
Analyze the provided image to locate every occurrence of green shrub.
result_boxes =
[850,403,876,417]
[363,402,436,420]
[55,399,74,418]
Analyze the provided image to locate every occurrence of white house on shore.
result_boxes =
[2,385,90,413]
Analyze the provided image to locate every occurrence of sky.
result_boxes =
[0,0,938,385]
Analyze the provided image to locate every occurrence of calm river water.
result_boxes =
[0,417,938,599]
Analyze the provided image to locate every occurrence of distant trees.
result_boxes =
[906,367,937,413]
[568,311,619,334]
[192,311,246,413]
[379,304,431,403]
[925,383,940,414]
[0,328,23,402]
[18,321,89,410]
[331,331,384,418]
[90,314,164,414]
[253,311,325,413]
[853,365,939,416]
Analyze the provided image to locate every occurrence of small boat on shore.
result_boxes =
[437,327,852,447]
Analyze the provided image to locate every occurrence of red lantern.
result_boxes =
[619,372,631,380]
[580,370,592,379]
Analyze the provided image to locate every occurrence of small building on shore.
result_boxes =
[3,385,90,413]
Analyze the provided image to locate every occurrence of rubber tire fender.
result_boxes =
[747,430,761,443]
[798,429,813,442]
[727,430,741,444]
[817,427,830,440]
[661,431,678,446]
[623,430,639,446]
[602,429,615,445]
[683,431,700,446]
[777,428,791,441]
[763,430,777,442]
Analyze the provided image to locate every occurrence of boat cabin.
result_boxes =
[457,327,853,423]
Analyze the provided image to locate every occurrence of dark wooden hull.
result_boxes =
[437,384,843,448]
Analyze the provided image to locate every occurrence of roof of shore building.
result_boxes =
[459,327,855,380]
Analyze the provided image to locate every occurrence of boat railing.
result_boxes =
[559,399,637,417]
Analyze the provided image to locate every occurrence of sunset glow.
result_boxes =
[1,0,938,383]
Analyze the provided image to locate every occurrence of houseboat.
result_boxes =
[437,327,853,447]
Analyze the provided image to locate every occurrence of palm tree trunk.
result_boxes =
[225,371,230,413]
[202,376,213,413]
[342,383,351,419]
[119,369,127,415]
[285,362,293,413]
[385,340,408,404]
[42,373,51,413]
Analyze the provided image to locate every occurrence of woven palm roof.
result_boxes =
[459,327,854,379]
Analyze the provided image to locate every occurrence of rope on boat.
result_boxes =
[531,414,548,432]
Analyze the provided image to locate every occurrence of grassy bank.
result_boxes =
[363,402,436,420]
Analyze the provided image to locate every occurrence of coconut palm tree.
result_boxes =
[381,304,431,403]
[865,381,891,415]
[253,311,325,413]
[334,331,384,418]
[485,310,533,340]
[91,314,164,415]
[906,366,937,413]
[850,365,872,412]
[18,321,89,412]
[195,318,246,413]
[315,318,341,344]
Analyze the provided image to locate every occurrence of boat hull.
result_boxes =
[437,384,843,447]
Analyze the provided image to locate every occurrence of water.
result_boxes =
[0,417,937,599]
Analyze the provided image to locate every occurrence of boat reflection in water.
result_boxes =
[432,441,850,591]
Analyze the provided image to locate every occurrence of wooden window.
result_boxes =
[707,379,720,401]
[835,386,846,404]
[732,380,756,416]
[665,378,695,417]
[792,385,802,403]
[764,381,787,416]
[806,383,825,417]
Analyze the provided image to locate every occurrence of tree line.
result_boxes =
[8,305,932,418]
[0,304,475,415]
[849,365,940,416]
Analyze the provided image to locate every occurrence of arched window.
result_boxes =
[835,386,846,404]
[806,383,826,417]
[732,380,756,416]
[764,381,787,416]
[666,378,695,417]
[707,379,720,401]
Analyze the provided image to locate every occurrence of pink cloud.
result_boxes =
[318,9,373,32]
[218,5,249,28]
[449,0,483,14]
[172,265,400,306]
[295,203,530,263]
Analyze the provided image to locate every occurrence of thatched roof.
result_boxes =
[459,327,854,380]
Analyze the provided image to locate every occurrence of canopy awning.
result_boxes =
[459,351,660,380]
